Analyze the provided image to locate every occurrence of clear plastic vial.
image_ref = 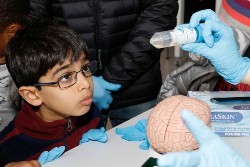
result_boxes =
[150,26,203,48]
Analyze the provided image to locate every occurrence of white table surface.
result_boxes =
[44,109,250,167]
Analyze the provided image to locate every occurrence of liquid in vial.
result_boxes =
[150,26,203,48]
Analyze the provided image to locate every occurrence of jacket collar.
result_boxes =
[15,102,70,140]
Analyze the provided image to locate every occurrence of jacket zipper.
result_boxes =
[64,117,72,150]
[93,0,103,69]
[67,117,72,132]
[97,49,102,69]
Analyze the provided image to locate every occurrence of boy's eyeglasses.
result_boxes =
[32,60,97,89]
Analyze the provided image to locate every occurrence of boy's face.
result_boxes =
[36,52,94,121]
[0,24,21,63]
[0,29,10,62]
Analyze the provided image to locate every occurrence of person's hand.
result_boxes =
[188,9,220,46]
[188,9,220,45]
[38,146,65,165]
[181,9,250,85]
[116,119,150,150]
[157,109,250,167]
[5,161,41,167]
[92,76,121,110]
[79,127,108,144]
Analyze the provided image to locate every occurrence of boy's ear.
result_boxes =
[19,86,42,106]
[7,24,21,38]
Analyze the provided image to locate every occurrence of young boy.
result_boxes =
[0,19,104,166]
[0,0,29,131]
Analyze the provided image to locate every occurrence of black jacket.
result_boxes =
[29,0,178,109]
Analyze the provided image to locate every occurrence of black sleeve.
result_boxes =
[102,0,178,87]
[29,0,52,18]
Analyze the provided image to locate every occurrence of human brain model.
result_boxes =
[147,95,210,153]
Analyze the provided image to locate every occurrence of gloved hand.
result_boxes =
[116,119,150,150]
[79,127,108,144]
[38,146,65,165]
[92,76,121,110]
[181,9,250,85]
[157,109,250,167]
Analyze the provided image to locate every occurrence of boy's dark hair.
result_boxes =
[0,0,29,31]
[6,19,88,88]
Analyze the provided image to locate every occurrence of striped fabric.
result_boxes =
[219,0,250,33]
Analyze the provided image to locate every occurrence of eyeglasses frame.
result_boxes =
[31,60,97,89]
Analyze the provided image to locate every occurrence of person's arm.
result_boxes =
[241,70,250,84]
[181,9,250,85]
[232,28,250,84]
[102,0,178,87]
[157,109,250,167]
[5,161,41,167]
[29,0,51,19]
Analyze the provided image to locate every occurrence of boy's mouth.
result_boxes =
[81,97,92,105]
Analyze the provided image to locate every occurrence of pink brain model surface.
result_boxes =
[147,95,210,154]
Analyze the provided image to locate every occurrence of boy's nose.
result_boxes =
[77,72,91,90]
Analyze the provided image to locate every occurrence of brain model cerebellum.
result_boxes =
[147,95,210,154]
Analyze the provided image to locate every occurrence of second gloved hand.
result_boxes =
[92,76,121,110]
[116,119,150,150]
[38,146,65,165]
[79,127,108,144]
[157,110,250,167]
[181,9,250,85]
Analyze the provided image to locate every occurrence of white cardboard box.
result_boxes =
[188,91,250,137]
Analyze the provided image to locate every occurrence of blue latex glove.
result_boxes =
[116,119,150,150]
[79,127,108,144]
[181,9,250,85]
[38,146,65,165]
[92,76,121,110]
[157,109,250,167]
